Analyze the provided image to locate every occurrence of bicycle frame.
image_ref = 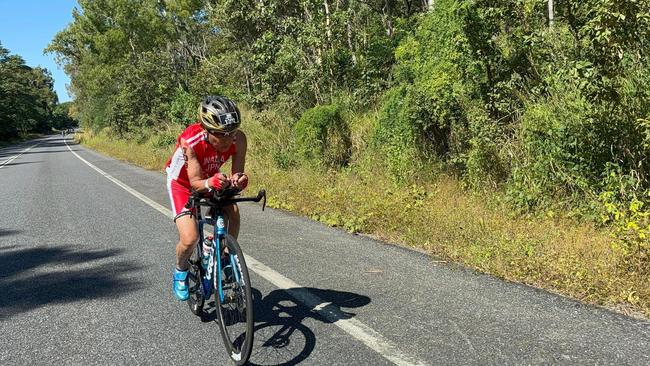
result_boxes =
[186,188,265,365]
[187,189,265,302]
[197,208,241,303]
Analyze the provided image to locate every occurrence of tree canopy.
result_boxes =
[0,42,66,140]
[48,0,650,216]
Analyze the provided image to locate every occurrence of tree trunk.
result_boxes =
[383,0,394,38]
[323,0,332,44]
[302,1,313,22]
[548,0,554,28]
[245,69,252,97]
[324,0,335,99]
[347,11,357,66]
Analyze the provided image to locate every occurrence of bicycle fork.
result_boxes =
[199,215,232,302]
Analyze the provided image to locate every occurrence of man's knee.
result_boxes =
[175,215,199,249]
[178,233,199,248]
[178,230,199,249]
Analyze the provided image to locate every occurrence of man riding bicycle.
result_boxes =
[165,95,249,301]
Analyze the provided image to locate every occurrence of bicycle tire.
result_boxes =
[214,234,254,365]
[187,244,205,316]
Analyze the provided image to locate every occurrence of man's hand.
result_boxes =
[230,172,248,190]
[208,173,231,191]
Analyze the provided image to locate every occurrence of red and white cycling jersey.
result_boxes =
[165,123,236,218]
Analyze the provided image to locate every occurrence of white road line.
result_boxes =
[65,141,172,219]
[65,140,429,366]
[0,141,42,169]
[245,256,428,366]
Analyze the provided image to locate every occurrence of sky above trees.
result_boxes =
[0,1,77,102]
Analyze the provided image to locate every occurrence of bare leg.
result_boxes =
[223,203,241,239]
[175,214,199,271]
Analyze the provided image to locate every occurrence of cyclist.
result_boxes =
[166,95,249,301]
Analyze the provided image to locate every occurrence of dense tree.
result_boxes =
[48,0,426,129]
[48,0,650,214]
[0,42,59,140]
[52,102,79,130]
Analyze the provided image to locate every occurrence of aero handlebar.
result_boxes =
[185,189,267,211]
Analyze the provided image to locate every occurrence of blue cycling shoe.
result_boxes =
[173,268,189,301]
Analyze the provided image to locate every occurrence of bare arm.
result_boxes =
[231,130,247,175]
[182,139,210,192]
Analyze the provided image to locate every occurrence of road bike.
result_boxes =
[185,187,266,365]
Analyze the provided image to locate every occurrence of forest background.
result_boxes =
[0,42,76,143]
[14,0,649,316]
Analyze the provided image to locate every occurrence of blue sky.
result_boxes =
[0,1,78,103]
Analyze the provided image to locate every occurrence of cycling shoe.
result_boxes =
[173,268,189,301]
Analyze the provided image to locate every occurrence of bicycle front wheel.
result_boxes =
[214,234,254,365]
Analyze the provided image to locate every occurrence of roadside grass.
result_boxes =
[245,162,648,318]
[76,114,649,318]
[75,129,176,171]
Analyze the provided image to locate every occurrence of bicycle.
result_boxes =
[185,187,266,365]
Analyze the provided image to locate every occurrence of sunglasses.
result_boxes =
[207,129,237,138]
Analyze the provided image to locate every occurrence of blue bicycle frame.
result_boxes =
[198,213,241,303]
[185,188,265,366]
[185,188,265,304]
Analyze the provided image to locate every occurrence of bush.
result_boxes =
[507,81,596,210]
[505,60,650,212]
[465,103,507,189]
[242,107,300,170]
[149,129,180,148]
[294,104,351,168]
[601,190,650,274]
[374,72,467,182]
[167,88,197,127]
[373,86,423,181]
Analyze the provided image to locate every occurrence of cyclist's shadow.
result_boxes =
[247,287,371,366]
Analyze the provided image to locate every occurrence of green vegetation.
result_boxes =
[54,0,649,317]
[294,105,351,168]
[0,43,76,141]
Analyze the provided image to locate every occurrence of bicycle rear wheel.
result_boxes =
[187,244,204,316]
[214,234,254,365]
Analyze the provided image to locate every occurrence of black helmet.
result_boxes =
[198,95,241,133]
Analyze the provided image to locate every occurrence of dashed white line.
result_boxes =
[65,139,429,366]
[0,141,42,169]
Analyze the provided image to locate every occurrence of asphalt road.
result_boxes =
[0,135,648,365]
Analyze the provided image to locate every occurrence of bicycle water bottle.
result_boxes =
[202,236,213,270]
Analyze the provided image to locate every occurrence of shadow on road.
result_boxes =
[1,161,43,167]
[41,139,78,148]
[0,139,78,159]
[196,287,370,366]
[0,245,144,320]
[0,229,21,238]
[198,287,370,365]
[22,150,78,154]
